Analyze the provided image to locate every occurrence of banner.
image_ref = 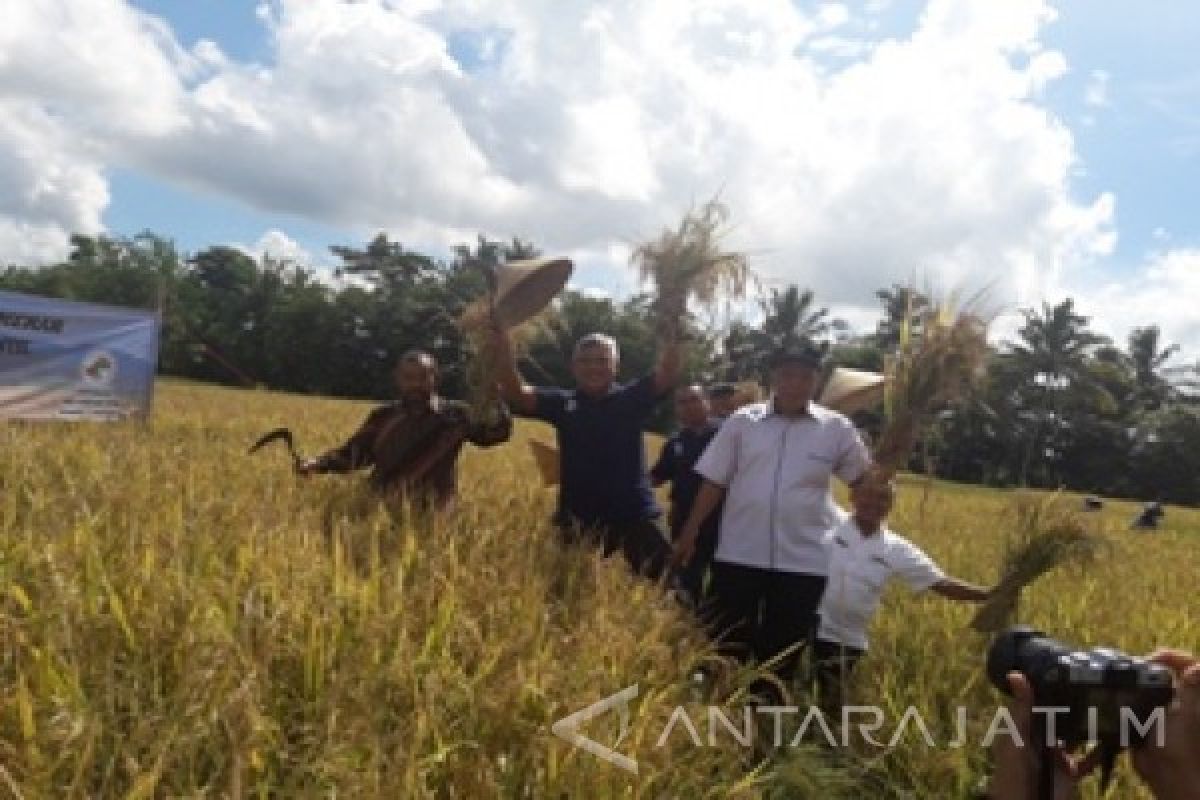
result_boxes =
[0,290,160,420]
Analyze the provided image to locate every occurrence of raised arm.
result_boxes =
[488,313,538,416]
[652,332,682,397]
[931,578,992,603]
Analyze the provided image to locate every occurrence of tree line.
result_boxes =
[3,231,1198,505]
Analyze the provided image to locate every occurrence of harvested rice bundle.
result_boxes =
[873,297,990,477]
[632,199,753,340]
[971,495,1106,633]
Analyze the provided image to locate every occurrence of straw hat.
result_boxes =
[819,367,886,415]
[491,257,573,329]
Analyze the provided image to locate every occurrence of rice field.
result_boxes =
[2,380,1197,798]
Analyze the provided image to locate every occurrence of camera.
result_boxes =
[987,626,1175,797]
[987,625,1174,747]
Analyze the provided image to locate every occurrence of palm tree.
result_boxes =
[874,284,930,349]
[1008,299,1109,388]
[1005,298,1110,485]
[1127,325,1180,410]
[330,233,436,290]
[759,285,833,346]
[711,286,837,381]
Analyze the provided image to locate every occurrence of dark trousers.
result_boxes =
[705,561,826,684]
[559,516,671,581]
[811,638,865,710]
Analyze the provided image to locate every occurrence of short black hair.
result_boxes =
[707,382,737,398]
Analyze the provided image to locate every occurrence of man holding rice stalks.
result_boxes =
[297,350,512,510]
[673,344,873,691]
[813,475,992,708]
[490,324,681,579]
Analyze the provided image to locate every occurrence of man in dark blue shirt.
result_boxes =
[650,384,720,603]
[491,323,681,579]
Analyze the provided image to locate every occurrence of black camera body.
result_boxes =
[987,625,1174,748]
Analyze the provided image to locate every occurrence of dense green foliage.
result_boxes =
[3,232,1198,503]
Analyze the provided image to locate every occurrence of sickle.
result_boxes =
[248,427,304,468]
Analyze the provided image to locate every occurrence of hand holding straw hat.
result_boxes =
[459,257,573,422]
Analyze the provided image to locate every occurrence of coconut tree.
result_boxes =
[1005,299,1111,486]
[1127,325,1180,411]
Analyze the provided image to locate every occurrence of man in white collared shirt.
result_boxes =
[814,477,991,707]
[674,345,871,688]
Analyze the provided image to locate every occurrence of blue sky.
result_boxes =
[3,0,1200,349]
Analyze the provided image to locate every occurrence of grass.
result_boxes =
[2,381,1198,798]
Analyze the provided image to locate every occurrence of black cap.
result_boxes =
[767,341,826,370]
[707,382,737,398]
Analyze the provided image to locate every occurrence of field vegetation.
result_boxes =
[2,381,1197,798]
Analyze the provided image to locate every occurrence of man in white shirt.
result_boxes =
[815,477,992,707]
[673,345,872,690]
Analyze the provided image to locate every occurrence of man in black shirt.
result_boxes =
[707,382,739,420]
[651,384,720,602]
[490,321,680,579]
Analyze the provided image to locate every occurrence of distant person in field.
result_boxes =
[1132,501,1165,530]
[650,384,721,603]
[707,383,739,420]
[673,345,871,690]
[297,350,512,510]
[491,319,680,580]
[813,476,992,708]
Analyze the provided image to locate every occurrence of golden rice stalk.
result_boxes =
[873,296,990,476]
[631,199,752,340]
[971,495,1106,633]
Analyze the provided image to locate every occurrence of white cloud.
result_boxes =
[236,229,315,266]
[1074,247,1200,357]
[0,0,1114,326]
[0,101,108,263]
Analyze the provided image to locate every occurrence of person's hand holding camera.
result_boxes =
[1132,649,1200,800]
[987,672,1100,800]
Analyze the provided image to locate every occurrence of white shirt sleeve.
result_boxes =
[833,420,871,485]
[890,537,946,592]
[694,415,739,487]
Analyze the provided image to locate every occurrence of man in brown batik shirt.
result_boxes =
[298,350,511,509]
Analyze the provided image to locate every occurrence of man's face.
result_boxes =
[851,481,895,530]
[395,357,438,404]
[675,386,710,428]
[572,344,618,395]
[771,363,818,414]
[709,392,738,417]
